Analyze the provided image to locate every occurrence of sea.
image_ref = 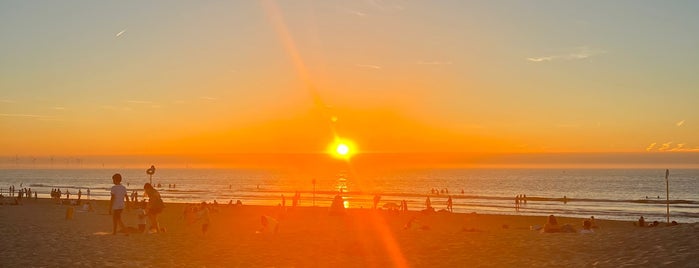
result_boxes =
[1,168,697,223]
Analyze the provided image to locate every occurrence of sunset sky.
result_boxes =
[2,1,698,165]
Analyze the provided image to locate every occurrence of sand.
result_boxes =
[1,198,697,267]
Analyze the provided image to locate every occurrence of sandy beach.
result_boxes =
[1,198,697,267]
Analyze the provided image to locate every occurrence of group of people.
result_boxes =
[109,173,165,235]
[540,215,599,233]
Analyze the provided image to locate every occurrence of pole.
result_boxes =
[312,179,316,206]
[665,169,670,223]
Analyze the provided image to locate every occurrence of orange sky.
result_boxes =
[2,1,699,167]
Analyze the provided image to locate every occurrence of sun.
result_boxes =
[336,143,350,156]
[328,138,356,159]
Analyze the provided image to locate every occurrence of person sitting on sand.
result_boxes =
[579,220,594,234]
[542,215,561,233]
[589,216,598,229]
[637,216,646,227]
[257,215,279,234]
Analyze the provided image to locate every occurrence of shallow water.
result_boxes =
[1,168,697,223]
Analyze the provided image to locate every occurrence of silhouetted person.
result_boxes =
[109,173,129,235]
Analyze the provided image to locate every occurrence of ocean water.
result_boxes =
[1,168,697,223]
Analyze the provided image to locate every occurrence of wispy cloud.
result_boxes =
[0,99,16,103]
[648,141,699,152]
[116,29,126,37]
[527,47,605,63]
[356,64,382,69]
[0,113,54,119]
[676,120,685,127]
[658,142,673,151]
[646,143,657,151]
[343,8,366,17]
[200,97,217,101]
[53,107,65,110]
[417,60,452,65]
[126,100,153,104]
[556,123,582,128]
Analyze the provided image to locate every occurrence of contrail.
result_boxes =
[116,29,126,37]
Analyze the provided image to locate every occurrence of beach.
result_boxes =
[1,198,697,267]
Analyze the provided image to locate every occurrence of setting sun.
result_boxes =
[336,144,350,155]
[328,139,356,159]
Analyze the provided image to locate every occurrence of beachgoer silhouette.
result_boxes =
[447,196,453,212]
[373,194,381,209]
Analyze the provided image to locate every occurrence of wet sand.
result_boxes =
[1,198,697,267]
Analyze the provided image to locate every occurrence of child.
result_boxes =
[109,173,129,235]
[137,203,147,233]
[199,202,211,235]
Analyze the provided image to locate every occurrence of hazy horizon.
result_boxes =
[2,152,698,170]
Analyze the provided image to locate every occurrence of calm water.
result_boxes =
[1,168,697,223]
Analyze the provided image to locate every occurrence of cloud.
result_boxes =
[343,8,366,17]
[356,64,382,69]
[556,123,581,128]
[676,120,685,127]
[0,99,16,103]
[526,56,554,62]
[417,61,453,65]
[126,100,153,104]
[200,97,217,101]
[658,142,673,151]
[647,141,699,152]
[53,107,65,110]
[0,113,47,118]
[645,143,657,151]
[527,47,605,63]
[0,113,57,120]
[116,29,126,37]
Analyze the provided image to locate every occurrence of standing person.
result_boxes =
[144,183,165,233]
[109,173,129,235]
[447,196,453,212]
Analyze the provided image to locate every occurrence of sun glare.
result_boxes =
[336,144,350,155]
[328,139,356,159]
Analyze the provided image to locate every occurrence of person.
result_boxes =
[109,173,129,235]
[580,220,594,234]
[589,216,598,229]
[637,216,646,227]
[447,196,453,212]
[144,183,165,233]
[425,196,432,210]
[542,215,561,233]
[257,215,279,234]
[373,194,381,209]
[199,202,211,235]
[137,202,147,233]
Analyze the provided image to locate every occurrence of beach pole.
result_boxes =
[665,169,670,223]
[312,179,316,206]
[146,165,156,185]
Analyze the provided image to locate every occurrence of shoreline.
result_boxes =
[2,198,697,267]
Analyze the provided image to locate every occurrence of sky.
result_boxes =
[1,1,699,167]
